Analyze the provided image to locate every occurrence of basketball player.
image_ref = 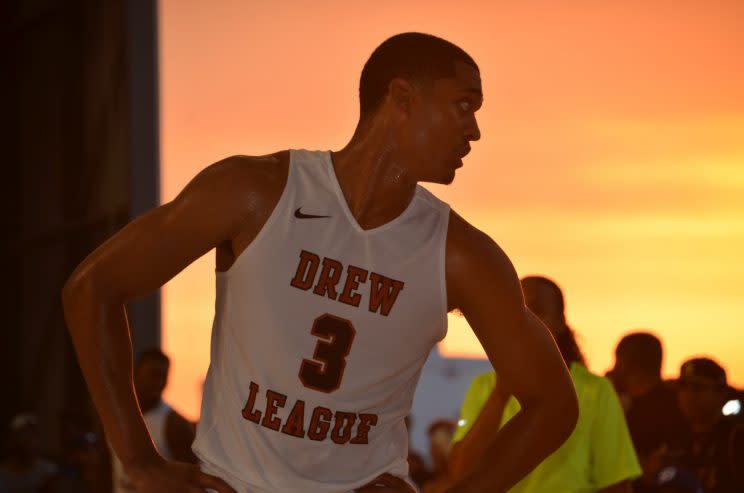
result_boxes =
[62,33,579,493]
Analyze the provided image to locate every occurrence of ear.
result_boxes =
[387,78,415,117]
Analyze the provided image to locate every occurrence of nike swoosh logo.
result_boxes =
[294,207,330,219]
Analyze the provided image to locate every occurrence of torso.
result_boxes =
[194,149,451,493]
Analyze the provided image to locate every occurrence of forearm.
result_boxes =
[449,389,509,479]
[448,397,576,493]
[62,279,161,473]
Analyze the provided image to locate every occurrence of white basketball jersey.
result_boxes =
[193,149,450,493]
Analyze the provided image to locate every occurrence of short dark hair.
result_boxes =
[136,348,170,369]
[359,32,478,118]
[616,332,663,376]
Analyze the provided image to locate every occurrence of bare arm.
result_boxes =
[444,211,578,493]
[62,153,288,493]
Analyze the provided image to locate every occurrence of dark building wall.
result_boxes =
[4,0,160,465]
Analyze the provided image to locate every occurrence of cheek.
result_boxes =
[677,391,692,408]
[412,108,449,146]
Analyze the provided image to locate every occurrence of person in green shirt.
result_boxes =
[449,276,641,493]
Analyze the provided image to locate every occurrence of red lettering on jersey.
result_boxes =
[338,265,368,307]
[308,406,333,441]
[242,384,380,445]
[350,413,378,444]
[331,411,357,445]
[281,399,306,439]
[241,381,262,424]
[312,257,343,300]
[261,390,287,431]
[290,250,320,290]
[368,273,405,316]
[290,250,405,315]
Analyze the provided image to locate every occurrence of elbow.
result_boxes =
[61,269,111,330]
[62,271,92,329]
[62,270,93,312]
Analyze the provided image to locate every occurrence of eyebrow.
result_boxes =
[463,88,484,100]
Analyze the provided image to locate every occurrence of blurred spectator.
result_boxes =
[47,409,110,493]
[422,420,456,493]
[110,349,197,493]
[0,413,59,492]
[608,331,689,492]
[449,276,641,492]
[48,430,98,493]
[404,415,430,489]
[672,357,744,493]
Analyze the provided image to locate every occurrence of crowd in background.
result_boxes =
[1,277,742,493]
[407,276,744,493]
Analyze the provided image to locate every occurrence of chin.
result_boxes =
[430,169,456,185]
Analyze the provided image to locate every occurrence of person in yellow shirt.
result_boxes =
[449,276,641,493]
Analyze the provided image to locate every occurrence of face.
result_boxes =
[134,358,169,404]
[677,378,725,424]
[397,62,482,184]
[610,354,630,393]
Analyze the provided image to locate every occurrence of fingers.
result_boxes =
[197,471,238,493]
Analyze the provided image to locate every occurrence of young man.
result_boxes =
[673,358,744,493]
[608,332,688,492]
[62,33,578,493]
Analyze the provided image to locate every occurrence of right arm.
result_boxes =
[443,212,578,493]
[62,153,288,493]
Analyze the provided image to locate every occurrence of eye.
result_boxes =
[458,99,472,113]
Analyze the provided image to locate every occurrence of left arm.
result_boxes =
[444,211,579,493]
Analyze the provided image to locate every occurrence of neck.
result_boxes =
[331,118,417,230]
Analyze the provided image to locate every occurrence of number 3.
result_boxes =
[299,314,356,393]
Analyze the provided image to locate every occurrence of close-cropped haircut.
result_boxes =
[359,32,478,118]
[616,332,663,376]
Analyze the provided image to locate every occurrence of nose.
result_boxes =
[465,115,481,142]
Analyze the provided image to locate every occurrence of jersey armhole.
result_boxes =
[436,206,451,342]
[216,151,296,277]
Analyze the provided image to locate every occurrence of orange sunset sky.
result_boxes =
[159,0,744,420]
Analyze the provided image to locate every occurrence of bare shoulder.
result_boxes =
[446,210,500,265]
[445,209,521,312]
[194,151,290,269]
[182,151,289,215]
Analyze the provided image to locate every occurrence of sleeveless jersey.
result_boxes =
[193,149,450,493]
[112,401,174,493]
